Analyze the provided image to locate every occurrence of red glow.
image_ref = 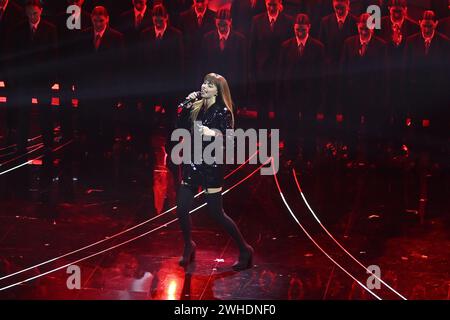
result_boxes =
[51,83,60,90]
[30,159,42,165]
[0,97,6,103]
[288,277,305,300]
[406,118,412,126]
[72,99,79,107]
[32,98,38,104]
[51,97,60,106]
[317,113,325,121]
[0,81,5,87]
[241,110,257,118]
[401,144,409,154]
[258,270,277,293]
[422,119,430,127]
[167,279,178,300]
[85,189,104,194]
[336,114,343,123]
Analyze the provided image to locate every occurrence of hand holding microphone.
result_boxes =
[179,91,201,109]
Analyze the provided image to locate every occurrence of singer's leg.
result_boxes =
[176,182,196,248]
[205,188,250,253]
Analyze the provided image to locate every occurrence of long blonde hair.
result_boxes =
[190,73,235,128]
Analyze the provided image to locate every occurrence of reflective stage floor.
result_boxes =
[0,125,448,300]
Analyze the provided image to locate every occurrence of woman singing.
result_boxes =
[175,73,254,270]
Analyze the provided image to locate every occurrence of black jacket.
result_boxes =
[201,30,248,106]
[431,0,450,19]
[230,0,265,38]
[115,7,154,46]
[179,7,216,86]
[140,25,184,96]
[299,0,333,38]
[53,9,91,83]
[0,1,23,77]
[277,37,326,114]
[377,16,419,44]
[438,17,450,38]
[319,13,357,65]
[339,35,388,112]
[249,12,292,82]
[162,0,193,28]
[176,101,233,188]
[403,32,450,117]
[77,26,125,101]
[378,17,418,113]
[8,19,58,90]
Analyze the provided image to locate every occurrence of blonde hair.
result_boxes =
[190,73,235,128]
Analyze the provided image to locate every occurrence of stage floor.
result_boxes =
[0,127,448,300]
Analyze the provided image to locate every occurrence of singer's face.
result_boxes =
[201,80,218,99]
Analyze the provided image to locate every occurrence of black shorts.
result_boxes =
[181,163,224,192]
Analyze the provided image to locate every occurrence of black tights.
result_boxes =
[176,184,249,252]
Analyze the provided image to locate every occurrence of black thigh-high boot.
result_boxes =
[205,192,254,270]
[176,184,196,266]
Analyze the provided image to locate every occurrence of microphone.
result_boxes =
[178,91,201,108]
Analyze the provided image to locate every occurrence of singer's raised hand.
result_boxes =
[183,92,200,109]
[187,92,199,100]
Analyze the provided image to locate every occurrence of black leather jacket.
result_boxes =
[176,101,233,189]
